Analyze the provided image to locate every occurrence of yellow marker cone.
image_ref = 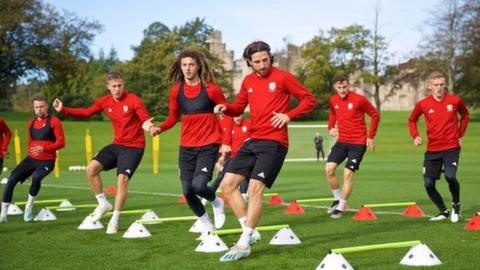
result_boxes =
[85,129,92,163]
[152,135,159,174]
[14,129,21,165]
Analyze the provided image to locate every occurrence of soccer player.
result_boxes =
[146,50,227,232]
[0,117,12,175]
[214,41,316,261]
[53,71,152,234]
[325,74,379,219]
[314,132,325,161]
[408,71,469,222]
[0,96,65,222]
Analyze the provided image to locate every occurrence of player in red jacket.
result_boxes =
[0,117,12,176]
[0,96,65,223]
[53,72,152,234]
[325,74,380,219]
[145,50,227,232]
[408,71,469,222]
[215,41,316,261]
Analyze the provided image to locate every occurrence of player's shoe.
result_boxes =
[106,222,118,234]
[90,202,113,222]
[23,211,34,222]
[327,200,339,214]
[219,245,251,262]
[330,209,344,219]
[249,229,261,245]
[450,203,460,223]
[429,211,449,221]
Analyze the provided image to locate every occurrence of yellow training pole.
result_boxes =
[85,129,93,163]
[152,135,159,174]
[54,150,60,178]
[14,129,21,165]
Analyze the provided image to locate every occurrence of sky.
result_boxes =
[45,0,438,63]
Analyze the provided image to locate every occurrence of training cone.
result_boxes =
[7,203,23,215]
[464,214,480,231]
[195,234,229,253]
[285,201,305,215]
[140,210,160,221]
[1,178,7,184]
[56,199,76,211]
[189,219,205,233]
[78,215,104,230]
[122,222,152,238]
[315,252,354,270]
[104,186,117,196]
[400,243,442,266]
[178,195,187,204]
[402,204,425,218]
[34,208,57,221]
[269,227,301,245]
[353,207,377,221]
[267,194,284,205]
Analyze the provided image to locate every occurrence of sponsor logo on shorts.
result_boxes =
[201,167,208,172]
[351,159,357,163]
[44,167,49,171]
[452,162,457,167]
[126,169,131,174]
[257,172,265,178]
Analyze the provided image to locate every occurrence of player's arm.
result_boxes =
[408,103,423,146]
[54,98,103,118]
[457,99,470,139]
[283,73,317,120]
[217,82,248,117]
[0,120,12,155]
[42,117,65,152]
[153,86,180,135]
[362,98,380,151]
[327,100,338,137]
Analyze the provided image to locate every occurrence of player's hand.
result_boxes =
[142,117,155,132]
[366,138,376,151]
[2,151,8,158]
[271,112,290,128]
[414,136,422,146]
[329,128,338,137]
[214,104,227,117]
[52,98,63,112]
[30,145,44,156]
[150,127,161,136]
[220,144,231,156]
[458,138,462,147]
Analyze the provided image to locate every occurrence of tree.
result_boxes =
[118,18,233,117]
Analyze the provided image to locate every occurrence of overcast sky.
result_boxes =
[45,0,437,63]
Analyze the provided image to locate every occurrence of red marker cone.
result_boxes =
[267,194,284,205]
[104,186,117,196]
[402,204,425,218]
[464,214,480,231]
[285,201,305,214]
[178,195,187,204]
[353,207,377,221]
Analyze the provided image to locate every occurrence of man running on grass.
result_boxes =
[214,41,316,261]
[325,74,379,219]
[53,71,152,234]
[408,71,469,222]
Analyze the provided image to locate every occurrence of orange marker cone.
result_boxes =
[267,194,284,205]
[464,214,480,231]
[104,186,117,196]
[285,201,305,214]
[178,195,187,204]
[402,204,425,218]
[353,207,377,221]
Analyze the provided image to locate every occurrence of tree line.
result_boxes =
[1,0,478,119]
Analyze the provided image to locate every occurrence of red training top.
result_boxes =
[0,118,12,159]
[0,117,12,159]
[61,91,151,149]
[28,116,65,160]
[223,66,316,148]
[231,119,251,157]
[408,93,469,152]
[159,82,228,147]
[328,91,380,145]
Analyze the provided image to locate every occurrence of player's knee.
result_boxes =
[191,175,209,193]
[423,177,436,191]
[325,165,336,176]
[86,164,100,177]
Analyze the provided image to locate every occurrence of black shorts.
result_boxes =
[327,142,367,171]
[226,139,288,189]
[423,147,460,180]
[179,144,219,182]
[0,158,3,175]
[93,144,144,179]
[9,156,55,183]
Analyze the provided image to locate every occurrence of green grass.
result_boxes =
[0,111,479,269]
